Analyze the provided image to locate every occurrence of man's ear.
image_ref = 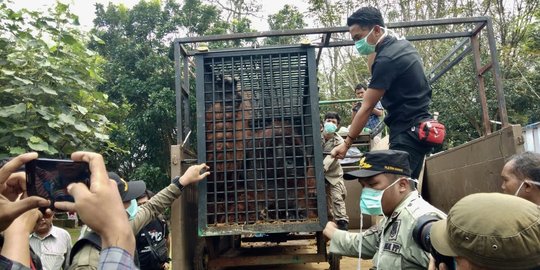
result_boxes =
[523,181,534,193]
[398,177,409,192]
[374,25,383,34]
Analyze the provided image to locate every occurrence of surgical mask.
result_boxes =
[355,28,376,55]
[359,178,400,216]
[126,199,139,220]
[323,122,337,134]
[354,27,387,56]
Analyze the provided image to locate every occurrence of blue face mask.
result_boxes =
[355,27,376,55]
[323,122,337,134]
[360,178,400,216]
[126,199,139,220]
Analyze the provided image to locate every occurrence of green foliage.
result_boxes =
[179,0,221,36]
[265,5,307,45]
[312,0,540,150]
[90,0,180,191]
[0,2,117,157]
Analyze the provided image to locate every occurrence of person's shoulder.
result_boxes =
[377,37,415,59]
[405,196,446,220]
[70,243,100,269]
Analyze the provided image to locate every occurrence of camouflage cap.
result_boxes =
[431,193,540,270]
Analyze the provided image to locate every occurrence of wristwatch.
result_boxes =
[172,176,185,191]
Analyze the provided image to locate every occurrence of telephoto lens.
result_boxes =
[413,215,455,270]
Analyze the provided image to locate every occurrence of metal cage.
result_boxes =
[196,46,327,236]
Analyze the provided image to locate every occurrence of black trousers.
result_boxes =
[390,130,432,179]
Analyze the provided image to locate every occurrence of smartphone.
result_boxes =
[26,158,91,206]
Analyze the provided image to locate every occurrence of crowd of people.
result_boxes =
[0,152,209,270]
[321,5,540,270]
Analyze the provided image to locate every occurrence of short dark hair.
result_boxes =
[324,111,341,125]
[355,83,367,90]
[508,152,540,184]
[347,6,385,28]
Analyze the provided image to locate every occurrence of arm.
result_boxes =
[132,164,210,233]
[98,247,137,270]
[372,103,384,117]
[331,88,385,159]
[0,153,50,231]
[55,152,137,259]
[131,183,181,233]
[0,255,31,270]
[1,209,42,267]
[330,225,381,258]
[323,222,380,258]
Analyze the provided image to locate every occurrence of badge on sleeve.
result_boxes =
[389,220,400,241]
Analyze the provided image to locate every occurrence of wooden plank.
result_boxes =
[171,145,198,270]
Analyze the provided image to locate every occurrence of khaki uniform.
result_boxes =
[69,184,182,270]
[329,191,446,269]
[322,134,348,222]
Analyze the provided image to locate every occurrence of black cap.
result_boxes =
[344,150,411,180]
[108,172,146,202]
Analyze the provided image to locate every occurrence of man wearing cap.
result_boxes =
[501,151,540,205]
[323,150,445,269]
[69,163,210,269]
[429,193,540,270]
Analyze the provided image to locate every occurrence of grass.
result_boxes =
[65,227,81,245]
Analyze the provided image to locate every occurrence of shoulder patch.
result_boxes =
[388,220,401,241]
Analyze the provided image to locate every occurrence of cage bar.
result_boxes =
[196,47,326,236]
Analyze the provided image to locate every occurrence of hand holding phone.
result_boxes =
[26,158,91,207]
[0,152,50,231]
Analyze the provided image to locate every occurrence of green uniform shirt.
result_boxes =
[329,191,446,269]
[322,133,344,186]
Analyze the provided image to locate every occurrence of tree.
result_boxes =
[91,0,183,190]
[90,0,251,191]
[265,5,307,45]
[310,0,540,148]
[0,2,116,157]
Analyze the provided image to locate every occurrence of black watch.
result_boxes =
[172,176,185,191]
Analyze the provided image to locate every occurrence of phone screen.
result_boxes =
[26,158,90,205]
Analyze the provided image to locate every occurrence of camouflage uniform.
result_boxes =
[329,191,446,269]
[322,133,349,223]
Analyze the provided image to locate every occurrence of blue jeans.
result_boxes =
[389,130,432,179]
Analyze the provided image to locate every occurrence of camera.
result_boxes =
[26,158,91,208]
[413,214,455,270]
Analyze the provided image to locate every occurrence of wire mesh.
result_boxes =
[197,48,322,232]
